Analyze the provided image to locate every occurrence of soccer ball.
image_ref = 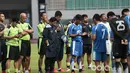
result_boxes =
[61,35,68,43]
[0,24,5,32]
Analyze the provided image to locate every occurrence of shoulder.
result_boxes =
[45,24,51,28]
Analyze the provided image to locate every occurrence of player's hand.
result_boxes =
[56,26,61,31]
[121,39,128,45]
[82,32,87,36]
[14,34,20,38]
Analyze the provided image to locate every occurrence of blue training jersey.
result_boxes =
[92,23,108,52]
[124,14,130,41]
[68,23,82,42]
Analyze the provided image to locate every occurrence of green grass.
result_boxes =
[0,44,111,73]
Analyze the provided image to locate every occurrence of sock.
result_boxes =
[39,67,42,71]
[74,63,77,68]
[15,69,18,73]
[122,63,128,73]
[117,67,122,73]
[124,67,128,73]
[78,60,82,69]
[71,60,75,70]
[66,62,70,68]
[6,69,10,73]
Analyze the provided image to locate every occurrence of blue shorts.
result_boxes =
[71,41,83,56]
[93,50,107,62]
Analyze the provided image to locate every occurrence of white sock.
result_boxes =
[124,67,128,73]
[117,67,122,73]
[79,60,82,69]
[112,67,116,73]
[71,60,75,70]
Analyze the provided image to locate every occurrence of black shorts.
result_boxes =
[7,46,20,60]
[20,40,31,57]
[38,38,45,56]
[112,42,128,59]
[0,39,7,61]
[83,44,92,55]
[66,47,71,54]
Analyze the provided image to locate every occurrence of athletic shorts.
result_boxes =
[20,40,31,57]
[71,41,83,57]
[7,46,20,60]
[0,39,7,61]
[66,47,71,54]
[93,50,107,62]
[113,42,128,59]
[38,38,45,56]
[83,44,92,55]
[106,40,112,55]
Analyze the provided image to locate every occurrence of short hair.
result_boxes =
[40,12,46,17]
[49,17,57,22]
[100,13,105,18]
[12,18,18,22]
[121,8,129,15]
[93,14,100,21]
[107,11,115,18]
[0,12,3,15]
[74,14,82,21]
[55,11,62,17]
[82,14,88,18]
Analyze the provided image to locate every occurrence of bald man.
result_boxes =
[17,13,34,73]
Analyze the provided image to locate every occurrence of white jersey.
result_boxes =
[102,22,112,55]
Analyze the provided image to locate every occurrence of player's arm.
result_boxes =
[91,26,96,40]
[110,30,114,41]
[24,24,34,33]
[81,26,88,36]
[68,25,79,37]
[123,21,130,39]
[23,29,34,34]
[4,34,19,39]
[43,25,51,46]
[0,30,4,37]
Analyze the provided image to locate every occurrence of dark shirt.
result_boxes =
[81,23,92,45]
[109,18,130,42]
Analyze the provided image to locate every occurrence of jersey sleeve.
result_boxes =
[125,16,130,27]
[92,26,96,34]
[110,30,114,38]
[68,24,73,35]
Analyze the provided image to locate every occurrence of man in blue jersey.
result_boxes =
[68,14,85,73]
[92,14,109,73]
[122,8,130,73]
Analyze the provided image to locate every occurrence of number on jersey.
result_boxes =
[116,20,125,31]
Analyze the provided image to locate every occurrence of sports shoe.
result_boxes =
[88,64,92,69]
[58,68,64,72]
[79,69,83,72]
[53,68,58,72]
[24,70,29,73]
[71,70,75,73]
[2,71,6,73]
[66,68,70,72]
[39,70,43,73]
[74,68,78,70]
